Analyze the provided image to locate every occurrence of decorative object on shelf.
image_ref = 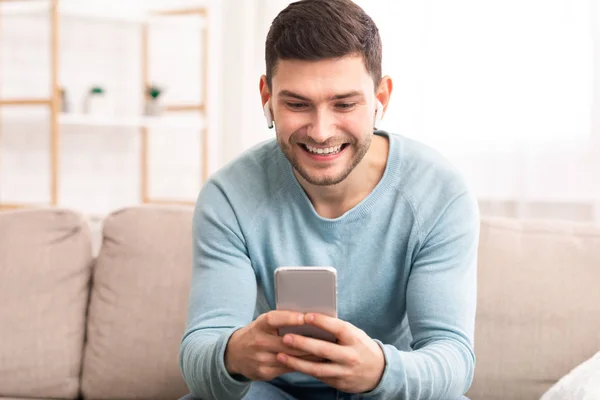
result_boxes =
[145,84,163,116]
[60,87,70,113]
[83,85,108,115]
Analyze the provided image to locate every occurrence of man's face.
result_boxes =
[268,55,377,186]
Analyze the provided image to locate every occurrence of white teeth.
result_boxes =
[305,144,343,155]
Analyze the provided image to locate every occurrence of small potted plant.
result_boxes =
[145,84,163,116]
[83,86,107,114]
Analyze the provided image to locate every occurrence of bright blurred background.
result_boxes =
[1,0,599,223]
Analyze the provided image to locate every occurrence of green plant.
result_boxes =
[147,85,162,99]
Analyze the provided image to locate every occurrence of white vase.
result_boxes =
[83,94,108,115]
[145,99,162,116]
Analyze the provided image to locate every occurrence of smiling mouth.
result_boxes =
[300,143,349,156]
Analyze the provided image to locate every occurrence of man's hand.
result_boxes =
[224,311,322,381]
[275,313,386,394]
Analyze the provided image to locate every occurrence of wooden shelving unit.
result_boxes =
[0,0,209,210]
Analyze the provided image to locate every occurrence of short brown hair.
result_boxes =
[265,0,382,92]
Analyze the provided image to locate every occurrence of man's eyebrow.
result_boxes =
[278,90,364,101]
[329,91,363,100]
[278,90,311,101]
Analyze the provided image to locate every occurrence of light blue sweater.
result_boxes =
[180,131,479,399]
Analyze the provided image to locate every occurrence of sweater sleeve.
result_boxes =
[179,181,256,400]
[363,191,479,399]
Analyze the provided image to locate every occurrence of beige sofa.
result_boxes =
[0,205,598,400]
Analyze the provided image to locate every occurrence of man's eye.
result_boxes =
[336,103,356,110]
[286,102,309,110]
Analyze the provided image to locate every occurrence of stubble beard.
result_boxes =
[278,132,372,186]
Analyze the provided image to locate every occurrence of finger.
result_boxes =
[281,348,316,358]
[299,355,328,363]
[253,352,297,378]
[305,313,352,342]
[255,364,296,381]
[264,351,297,377]
[256,352,297,368]
[277,353,345,379]
[254,332,316,359]
[259,311,305,331]
[282,333,349,364]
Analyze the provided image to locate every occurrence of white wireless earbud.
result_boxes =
[374,100,384,129]
[263,100,274,129]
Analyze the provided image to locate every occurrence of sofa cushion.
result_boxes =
[0,208,93,399]
[81,205,193,400]
[467,217,600,400]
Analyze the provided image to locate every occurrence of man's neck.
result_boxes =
[296,134,389,219]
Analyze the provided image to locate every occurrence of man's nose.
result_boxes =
[307,110,334,144]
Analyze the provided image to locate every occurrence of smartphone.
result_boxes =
[274,266,338,342]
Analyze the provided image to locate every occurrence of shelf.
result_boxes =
[0,2,207,25]
[0,98,51,106]
[0,112,204,129]
[0,201,50,211]
[59,113,205,129]
[0,0,211,207]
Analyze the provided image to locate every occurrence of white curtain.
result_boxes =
[222,0,600,222]
[359,0,599,222]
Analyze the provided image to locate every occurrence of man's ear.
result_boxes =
[259,75,274,129]
[259,75,270,106]
[375,75,393,119]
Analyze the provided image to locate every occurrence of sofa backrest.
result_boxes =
[467,217,600,400]
[81,205,193,400]
[0,208,93,399]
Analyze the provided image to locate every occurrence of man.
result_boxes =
[179,0,479,399]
